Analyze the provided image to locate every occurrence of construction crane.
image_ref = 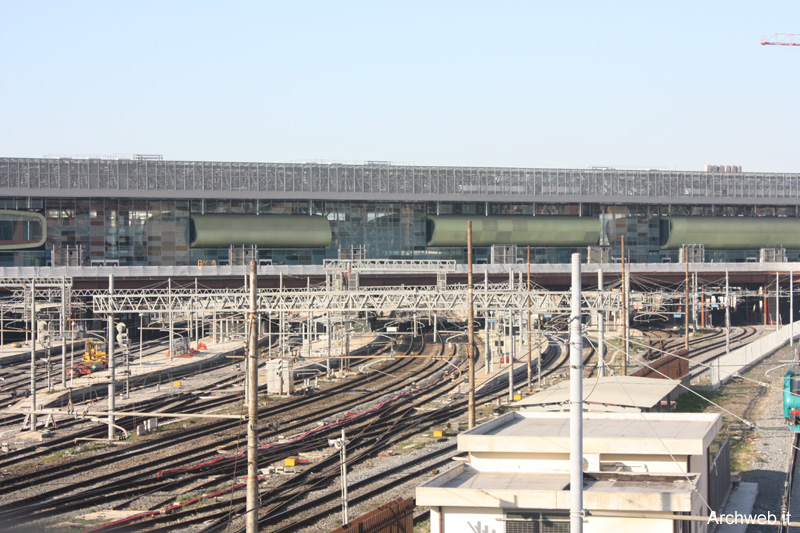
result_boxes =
[761,33,800,46]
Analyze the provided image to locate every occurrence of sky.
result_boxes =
[0,1,798,172]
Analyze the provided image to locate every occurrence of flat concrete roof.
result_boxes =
[417,464,696,511]
[459,411,722,455]
[514,376,681,412]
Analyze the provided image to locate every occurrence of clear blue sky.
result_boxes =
[1,1,798,172]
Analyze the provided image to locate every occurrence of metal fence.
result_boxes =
[708,435,732,514]
[330,497,414,533]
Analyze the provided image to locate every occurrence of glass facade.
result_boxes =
[2,157,799,266]
[1,196,798,267]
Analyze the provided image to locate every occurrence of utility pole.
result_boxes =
[168,278,174,361]
[329,429,350,526]
[621,236,627,375]
[777,272,781,331]
[246,260,260,533]
[527,245,532,391]
[569,253,584,533]
[61,278,67,386]
[598,268,605,377]
[29,279,37,432]
[467,221,476,429]
[684,252,690,351]
[725,270,731,356]
[107,274,115,441]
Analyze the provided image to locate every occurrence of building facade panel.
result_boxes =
[2,157,799,266]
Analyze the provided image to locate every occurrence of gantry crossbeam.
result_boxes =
[90,284,622,314]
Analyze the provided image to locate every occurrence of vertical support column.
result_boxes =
[527,245,532,391]
[107,273,115,441]
[467,221,476,429]
[777,272,781,331]
[621,236,627,375]
[139,313,144,367]
[326,313,331,375]
[29,280,37,432]
[569,253,584,533]
[598,268,605,378]
[684,253,690,351]
[246,261,259,533]
[725,270,731,356]
[168,278,174,361]
[791,271,795,346]
[196,278,201,344]
[61,279,67,386]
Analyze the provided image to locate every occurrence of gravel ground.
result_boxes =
[702,342,795,533]
[289,436,460,533]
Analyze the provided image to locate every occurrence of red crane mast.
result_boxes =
[761,33,800,46]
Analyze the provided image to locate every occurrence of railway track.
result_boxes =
[0,333,447,529]
[79,335,564,532]
[0,326,565,532]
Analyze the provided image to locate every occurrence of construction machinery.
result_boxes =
[67,340,108,375]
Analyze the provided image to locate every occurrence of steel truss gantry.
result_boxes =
[89,284,622,315]
[323,259,456,272]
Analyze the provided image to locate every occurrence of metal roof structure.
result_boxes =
[514,376,682,412]
[2,157,799,205]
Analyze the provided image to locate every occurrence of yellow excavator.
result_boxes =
[67,340,108,375]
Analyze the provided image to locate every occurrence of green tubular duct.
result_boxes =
[189,215,331,248]
[426,216,600,247]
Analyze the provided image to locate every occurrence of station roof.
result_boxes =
[416,464,697,511]
[459,411,722,455]
[513,375,682,412]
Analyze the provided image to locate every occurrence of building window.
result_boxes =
[505,511,570,533]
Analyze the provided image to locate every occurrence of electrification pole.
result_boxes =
[29,280,37,432]
[246,260,260,533]
[598,268,605,377]
[725,270,730,356]
[107,274,115,441]
[569,253,584,533]
[467,221,476,429]
[527,245,532,391]
[684,252,690,351]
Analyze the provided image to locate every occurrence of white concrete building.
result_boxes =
[417,411,725,533]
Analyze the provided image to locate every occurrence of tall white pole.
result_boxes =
[30,280,37,432]
[467,221,475,428]
[598,268,605,377]
[139,314,143,367]
[340,428,349,525]
[107,273,115,441]
[569,253,584,533]
[61,279,67,386]
[791,271,794,346]
[725,270,730,356]
[246,261,260,533]
[168,278,174,361]
[777,272,781,331]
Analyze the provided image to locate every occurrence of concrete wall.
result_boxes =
[437,507,679,533]
[470,451,690,475]
[697,319,800,389]
[586,516,676,533]
[441,506,502,533]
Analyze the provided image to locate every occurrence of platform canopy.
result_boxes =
[514,375,681,412]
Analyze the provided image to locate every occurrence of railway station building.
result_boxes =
[417,411,726,533]
[2,156,800,268]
